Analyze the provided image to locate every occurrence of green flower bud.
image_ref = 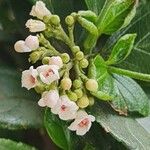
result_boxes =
[72,46,80,53]
[89,97,95,106]
[34,84,45,94]
[79,58,89,68]
[43,15,51,24]
[67,91,78,101]
[73,79,82,89]
[75,51,84,61]
[42,57,50,64]
[65,15,75,26]
[74,89,83,98]
[29,51,43,63]
[71,12,77,18]
[77,95,89,108]
[85,79,98,92]
[61,53,70,63]
[61,78,72,90]
[50,15,60,26]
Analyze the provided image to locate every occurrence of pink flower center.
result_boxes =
[61,105,66,111]
[30,75,36,84]
[44,69,54,77]
[78,118,89,127]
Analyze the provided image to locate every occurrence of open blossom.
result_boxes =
[49,56,63,69]
[25,35,39,50]
[68,110,95,136]
[26,19,46,32]
[51,95,79,120]
[37,65,60,84]
[30,1,51,19]
[14,40,31,53]
[38,90,59,108]
[22,66,38,90]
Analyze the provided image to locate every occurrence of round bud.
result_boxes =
[50,15,60,26]
[42,57,50,64]
[85,79,98,92]
[74,89,83,98]
[79,58,89,68]
[77,95,89,108]
[61,53,70,63]
[43,15,51,23]
[72,46,80,53]
[34,85,45,94]
[60,78,72,90]
[73,79,82,89]
[65,15,75,26]
[89,97,95,106]
[75,51,84,61]
[49,56,63,69]
[29,51,42,63]
[71,12,77,17]
[67,91,78,101]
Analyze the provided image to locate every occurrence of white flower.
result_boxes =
[37,65,60,84]
[68,110,95,136]
[14,40,31,53]
[49,56,63,69]
[51,95,79,120]
[38,90,59,108]
[30,1,51,19]
[22,66,38,90]
[25,35,39,50]
[25,19,46,32]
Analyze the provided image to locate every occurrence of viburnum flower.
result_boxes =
[26,19,46,32]
[14,40,31,53]
[37,65,60,84]
[30,1,51,20]
[25,35,39,50]
[49,56,63,69]
[68,110,95,136]
[22,66,38,90]
[38,90,59,108]
[51,95,79,120]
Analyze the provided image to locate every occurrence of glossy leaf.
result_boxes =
[0,68,42,129]
[106,34,137,65]
[0,138,37,150]
[92,103,150,149]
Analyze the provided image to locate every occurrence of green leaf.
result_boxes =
[44,109,72,150]
[92,103,150,149]
[0,68,43,129]
[0,138,37,150]
[85,0,105,15]
[103,1,150,74]
[106,34,137,65]
[97,0,136,35]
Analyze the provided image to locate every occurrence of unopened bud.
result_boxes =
[43,15,51,23]
[79,58,89,68]
[29,51,43,63]
[49,56,63,69]
[61,78,72,90]
[67,91,78,101]
[42,57,50,64]
[85,79,98,92]
[34,84,45,94]
[72,46,80,53]
[77,95,89,108]
[74,89,83,98]
[89,97,95,106]
[65,15,75,26]
[61,53,70,63]
[75,51,84,61]
[50,15,60,26]
[73,79,82,89]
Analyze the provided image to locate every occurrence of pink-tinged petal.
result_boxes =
[88,115,95,122]
[49,56,63,69]
[76,110,88,119]
[38,98,47,107]
[68,119,82,131]
[76,126,88,136]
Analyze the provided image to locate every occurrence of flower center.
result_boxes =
[61,105,66,111]
[30,75,36,84]
[45,69,54,77]
[78,118,89,127]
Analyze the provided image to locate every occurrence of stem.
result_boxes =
[68,25,75,45]
[108,66,150,82]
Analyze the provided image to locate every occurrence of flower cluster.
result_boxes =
[14,1,98,136]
